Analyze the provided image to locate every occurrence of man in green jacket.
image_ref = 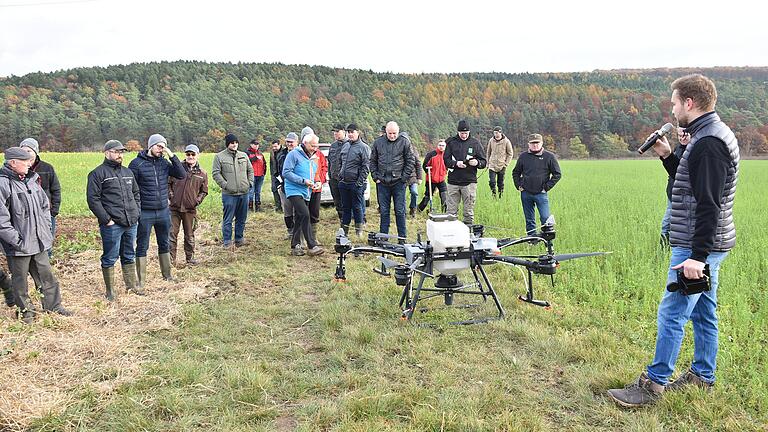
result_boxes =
[212,134,253,248]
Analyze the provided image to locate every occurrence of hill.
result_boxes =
[1,62,767,157]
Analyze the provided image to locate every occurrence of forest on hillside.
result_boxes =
[1,62,767,157]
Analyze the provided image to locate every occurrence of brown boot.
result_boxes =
[307,245,325,256]
[666,369,714,392]
[607,372,665,408]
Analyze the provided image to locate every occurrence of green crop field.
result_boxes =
[3,153,766,431]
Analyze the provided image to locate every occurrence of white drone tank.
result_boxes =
[426,215,471,275]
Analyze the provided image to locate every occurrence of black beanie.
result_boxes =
[225,133,239,145]
[457,120,470,132]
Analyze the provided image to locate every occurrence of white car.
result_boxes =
[318,143,370,206]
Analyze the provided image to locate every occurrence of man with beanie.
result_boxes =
[128,133,186,287]
[212,133,253,248]
[511,133,561,235]
[371,121,414,241]
[276,133,299,239]
[87,140,143,300]
[327,124,347,221]
[0,147,71,323]
[443,120,487,225]
[418,140,448,213]
[246,139,266,212]
[168,144,208,266]
[282,133,325,256]
[338,124,370,237]
[269,139,283,212]
[487,126,514,199]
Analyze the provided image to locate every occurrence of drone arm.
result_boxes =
[345,246,406,258]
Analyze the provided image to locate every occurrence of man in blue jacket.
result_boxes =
[282,133,325,257]
[128,133,186,288]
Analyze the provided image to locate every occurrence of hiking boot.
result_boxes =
[186,258,199,266]
[307,245,325,256]
[666,369,714,392]
[291,246,305,256]
[50,307,73,317]
[159,253,174,281]
[102,266,117,301]
[607,372,665,408]
[235,240,247,248]
[124,261,146,296]
[20,310,36,324]
[409,207,416,218]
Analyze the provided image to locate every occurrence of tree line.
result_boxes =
[1,61,766,157]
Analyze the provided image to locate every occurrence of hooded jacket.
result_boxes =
[486,135,514,172]
[0,165,54,256]
[128,150,187,210]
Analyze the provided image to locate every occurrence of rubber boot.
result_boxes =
[135,256,147,293]
[498,189,503,199]
[102,266,116,301]
[122,262,144,295]
[159,253,174,282]
[341,224,349,236]
[355,223,364,238]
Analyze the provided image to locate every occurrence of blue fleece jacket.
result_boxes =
[282,146,318,200]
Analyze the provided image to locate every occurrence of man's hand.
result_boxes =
[468,158,478,167]
[304,179,313,186]
[163,146,174,158]
[677,127,691,145]
[518,186,524,192]
[106,220,115,226]
[652,136,672,159]
[455,161,466,169]
[672,258,706,280]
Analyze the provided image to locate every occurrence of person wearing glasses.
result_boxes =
[128,133,187,288]
[168,145,208,266]
[86,140,143,301]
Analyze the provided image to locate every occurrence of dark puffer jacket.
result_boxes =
[31,158,62,217]
[87,158,141,227]
[0,166,53,256]
[128,150,186,210]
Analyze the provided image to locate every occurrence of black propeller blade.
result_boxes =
[552,252,610,262]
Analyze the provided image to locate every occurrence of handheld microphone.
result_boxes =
[637,123,674,154]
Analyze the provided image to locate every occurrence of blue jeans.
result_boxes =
[376,182,407,238]
[646,247,729,385]
[521,191,550,235]
[136,208,172,257]
[222,193,249,245]
[250,175,265,205]
[339,181,364,228]
[408,183,419,209]
[660,199,672,237]
[99,223,138,267]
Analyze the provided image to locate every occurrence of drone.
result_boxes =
[333,213,608,325]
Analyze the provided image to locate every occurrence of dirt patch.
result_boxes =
[0,220,224,431]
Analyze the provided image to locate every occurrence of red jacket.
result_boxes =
[247,148,266,177]
[311,151,328,192]
[423,148,447,183]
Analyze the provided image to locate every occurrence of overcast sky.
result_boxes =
[1,0,766,77]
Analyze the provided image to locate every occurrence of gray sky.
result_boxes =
[1,0,766,77]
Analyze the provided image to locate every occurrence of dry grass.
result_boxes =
[0,218,224,431]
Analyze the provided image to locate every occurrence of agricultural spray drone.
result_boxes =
[333,214,607,325]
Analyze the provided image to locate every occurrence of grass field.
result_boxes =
[2,153,766,431]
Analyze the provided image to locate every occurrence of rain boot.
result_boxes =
[102,266,116,301]
[341,224,349,236]
[122,262,144,295]
[355,223,364,238]
[159,253,174,282]
[135,256,147,294]
[311,223,322,246]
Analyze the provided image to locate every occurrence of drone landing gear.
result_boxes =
[401,264,505,325]
[373,253,391,276]
[517,268,551,308]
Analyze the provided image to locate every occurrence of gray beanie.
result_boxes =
[147,133,167,150]
[300,126,314,144]
[19,138,40,155]
[5,147,35,161]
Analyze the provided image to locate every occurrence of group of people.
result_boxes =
[0,74,741,415]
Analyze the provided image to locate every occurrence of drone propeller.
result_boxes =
[377,256,401,269]
[552,252,610,262]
